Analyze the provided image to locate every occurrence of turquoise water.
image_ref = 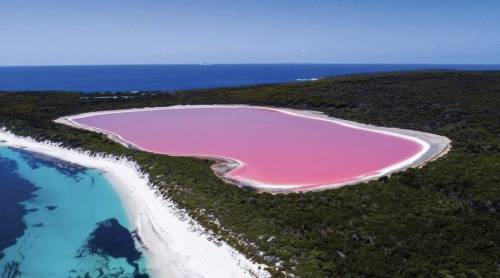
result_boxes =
[0,146,149,277]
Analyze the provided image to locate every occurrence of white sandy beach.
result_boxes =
[0,129,269,278]
[56,105,452,192]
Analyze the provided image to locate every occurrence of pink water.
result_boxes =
[73,107,422,189]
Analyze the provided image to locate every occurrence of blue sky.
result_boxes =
[1,0,499,65]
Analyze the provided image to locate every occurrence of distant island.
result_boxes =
[1,71,499,277]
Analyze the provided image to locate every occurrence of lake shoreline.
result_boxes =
[0,129,269,278]
[56,105,452,192]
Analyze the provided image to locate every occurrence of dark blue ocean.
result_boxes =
[1,64,499,93]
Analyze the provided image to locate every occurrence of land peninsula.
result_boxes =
[1,71,499,277]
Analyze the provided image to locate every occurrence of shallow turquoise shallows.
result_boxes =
[0,146,149,277]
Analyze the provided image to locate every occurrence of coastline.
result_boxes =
[0,129,269,278]
[56,105,452,192]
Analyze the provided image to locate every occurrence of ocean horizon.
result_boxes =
[1,63,500,93]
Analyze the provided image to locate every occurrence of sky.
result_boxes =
[1,0,499,66]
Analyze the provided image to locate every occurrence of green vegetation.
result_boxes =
[1,71,499,277]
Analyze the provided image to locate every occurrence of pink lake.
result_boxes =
[72,106,424,190]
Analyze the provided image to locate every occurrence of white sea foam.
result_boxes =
[296,77,319,81]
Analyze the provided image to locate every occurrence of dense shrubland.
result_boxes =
[1,71,499,277]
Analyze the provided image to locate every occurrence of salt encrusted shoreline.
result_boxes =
[0,129,270,278]
[56,105,452,192]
